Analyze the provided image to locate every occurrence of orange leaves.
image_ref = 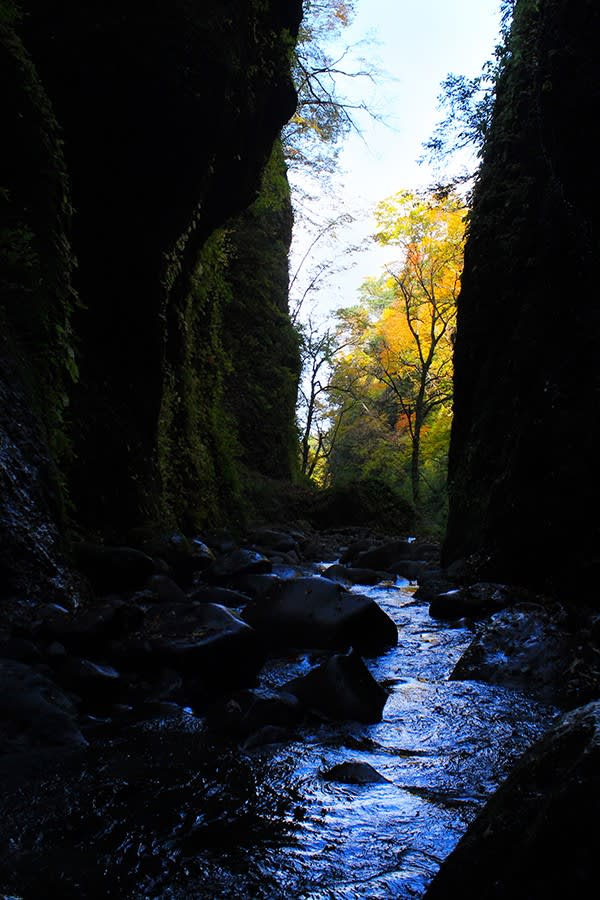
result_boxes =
[333,1,353,26]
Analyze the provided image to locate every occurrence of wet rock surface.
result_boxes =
[322,760,391,784]
[241,575,398,655]
[424,701,600,900]
[140,533,215,586]
[0,659,88,778]
[322,563,390,585]
[428,582,519,620]
[206,687,303,740]
[0,526,401,761]
[0,353,90,610]
[209,548,272,581]
[71,542,157,594]
[284,648,389,724]
[450,602,600,709]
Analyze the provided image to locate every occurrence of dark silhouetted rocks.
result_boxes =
[284,649,389,724]
[241,576,398,655]
[424,701,600,900]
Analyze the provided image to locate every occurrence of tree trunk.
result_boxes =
[411,395,426,508]
[411,425,421,508]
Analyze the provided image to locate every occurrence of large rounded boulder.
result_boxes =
[111,602,264,699]
[241,576,398,655]
[0,660,88,777]
[284,649,388,723]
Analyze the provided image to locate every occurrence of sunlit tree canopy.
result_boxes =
[303,190,467,532]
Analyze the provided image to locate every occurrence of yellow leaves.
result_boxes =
[334,189,464,431]
[377,304,413,356]
[373,189,467,259]
[335,186,464,404]
[288,111,331,140]
[304,0,355,30]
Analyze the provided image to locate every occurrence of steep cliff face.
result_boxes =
[156,142,301,533]
[18,0,302,538]
[222,141,301,482]
[1,1,302,599]
[1,18,84,603]
[444,0,600,602]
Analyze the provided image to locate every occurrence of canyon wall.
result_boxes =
[444,0,600,604]
[1,1,302,600]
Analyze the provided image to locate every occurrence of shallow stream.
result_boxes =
[2,570,560,899]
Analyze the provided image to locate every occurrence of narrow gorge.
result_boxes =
[1,1,599,897]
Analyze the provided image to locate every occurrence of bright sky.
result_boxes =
[290,0,503,323]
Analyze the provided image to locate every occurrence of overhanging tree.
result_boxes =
[284,0,377,180]
[421,0,517,193]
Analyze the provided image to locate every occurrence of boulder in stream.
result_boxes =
[209,548,272,581]
[53,657,123,705]
[111,602,264,700]
[140,533,215,585]
[0,660,88,777]
[72,542,156,593]
[247,528,299,553]
[241,576,398,655]
[284,648,388,723]
[206,687,302,739]
[351,539,414,571]
[322,761,390,784]
[428,582,516,620]
[225,572,283,599]
[145,574,190,605]
[38,595,145,654]
[347,539,440,572]
[450,603,599,708]
[388,559,433,581]
[189,586,251,607]
[339,538,379,565]
[322,564,389,586]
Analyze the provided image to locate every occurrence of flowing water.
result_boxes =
[2,572,560,899]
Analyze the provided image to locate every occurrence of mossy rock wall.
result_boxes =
[222,141,301,484]
[1,2,302,599]
[14,0,302,539]
[157,141,301,534]
[444,0,600,602]
[0,17,86,602]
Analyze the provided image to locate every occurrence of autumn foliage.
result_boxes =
[308,190,466,532]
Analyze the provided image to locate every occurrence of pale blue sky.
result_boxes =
[290,0,503,321]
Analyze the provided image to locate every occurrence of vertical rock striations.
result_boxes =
[444,0,600,603]
[1,19,84,603]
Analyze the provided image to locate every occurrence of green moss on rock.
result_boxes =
[158,229,242,533]
[157,142,302,534]
[1,1,304,604]
[222,141,301,483]
[10,1,302,539]
[1,21,78,463]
